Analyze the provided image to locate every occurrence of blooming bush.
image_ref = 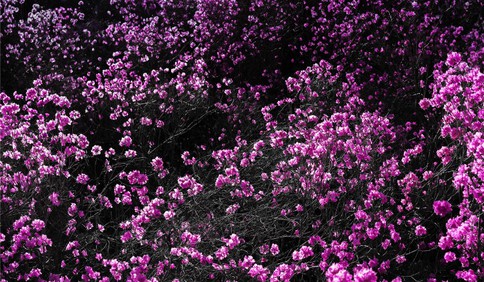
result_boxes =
[1,0,483,281]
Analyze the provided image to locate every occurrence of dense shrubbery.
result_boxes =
[1,0,483,281]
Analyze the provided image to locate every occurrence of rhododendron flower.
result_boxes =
[396,255,406,264]
[433,200,452,217]
[121,231,132,243]
[124,149,137,158]
[446,52,462,67]
[225,203,240,214]
[455,269,478,282]
[91,145,102,155]
[178,175,194,189]
[239,255,255,269]
[76,173,89,184]
[436,146,454,165]
[415,225,427,236]
[419,99,431,110]
[271,264,294,281]
[292,246,313,261]
[163,210,175,220]
[354,267,377,282]
[127,170,148,185]
[259,244,269,255]
[49,193,61,206]
[31,219,45,231]
[119,136,132,147]
[151,157,164,171]
[326,263,353,282]
[225,234,241,249]
[215,246,229,260]
[444,252,457,263]
[248,264,269,281]
[270,244,280,255]
[215,174,226,188]
[438,235,454,250]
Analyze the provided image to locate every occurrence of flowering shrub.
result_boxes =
[1,0,483,281]
[420,53,484,281]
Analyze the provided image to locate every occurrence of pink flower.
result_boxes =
[215,175,226,188]
[422,171,434,180]
[215,246,229,260]
[396,255,406,264]
[259,244,269,255]
[292,246,313,261]
[367,228,380,240]
[91,145,102,155]
[151,157,164,171]
[127,170,148,185]
[354,267,377,282]
[444,251,456,263]
[415,225,427,236]
[49,193,61,206]
[225,203,240,214]
[68,203,78,217]
[25,88,38,100]
[239,255,255,269]
[13,215,30,230]
[31,219,45,231]
[446,52,462,67]
[178,175,194,189]
[119,136,132,147]
[121,231,132,243]
[271,264,294,281]
[248,264,269,281]
[456,269,478,282]
[270,244,280,255]
[124,149,137,158]
[225,234,241,249]
[419,98,431,110]
[28,268,42,278]
[438,236,454,250]
[140,117,152,125]
[433,200,452,217]
[163,210,175,220]
[436,146,454,165]
[326,263,352,282]
[76,173,89,184]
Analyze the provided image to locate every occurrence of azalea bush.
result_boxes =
[1,0,483,281]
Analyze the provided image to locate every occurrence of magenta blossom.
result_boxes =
[433,200,452,217]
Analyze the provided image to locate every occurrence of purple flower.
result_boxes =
[292,246,313,261]
[446,52,462,67]
[415,225,427,236]
[127,170,148,185]
[31,219,45,232]
[215,246,229,260]
[438,236,454,250]
[354,267,377,282]
[49,193,61,206]
[270,244,280,255]
[433,200,452,217]
[151,157,164,171]
[76,173,89,184]
[326,263,352,282]
[91,145,102,156]
[119,136,132,147]
[444,251,456,263]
